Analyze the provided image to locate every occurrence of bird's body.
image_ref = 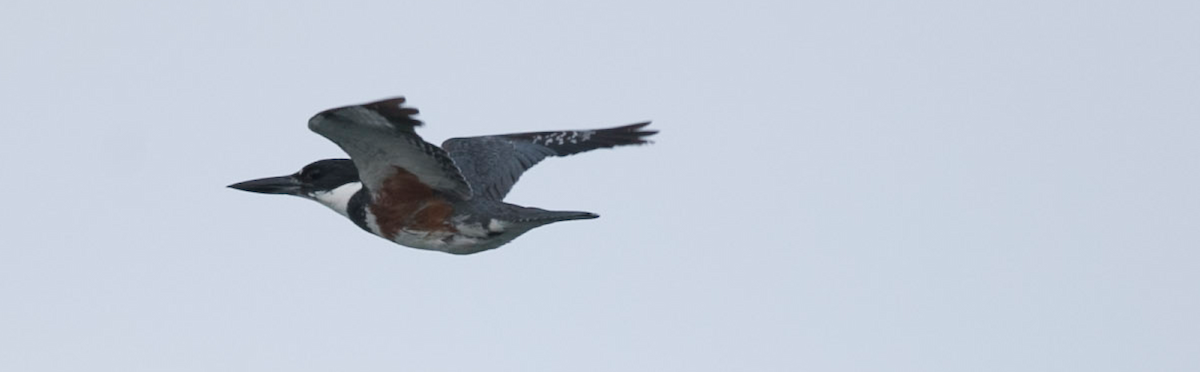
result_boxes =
[305,168,599,254]
[230,97,655,254]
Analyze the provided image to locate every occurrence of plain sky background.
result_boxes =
[2,0,1198,371]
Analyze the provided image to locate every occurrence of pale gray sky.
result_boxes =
[2,0,1198,371]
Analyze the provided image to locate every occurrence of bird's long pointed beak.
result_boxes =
[228,175,302,195]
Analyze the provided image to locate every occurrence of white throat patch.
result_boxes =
[310,182,362,217]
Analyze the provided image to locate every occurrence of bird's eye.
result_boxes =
[302,169,322,180]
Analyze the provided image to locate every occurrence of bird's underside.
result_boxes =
[231,96,656,255]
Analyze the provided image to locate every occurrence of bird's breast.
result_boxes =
[367,167,458,240]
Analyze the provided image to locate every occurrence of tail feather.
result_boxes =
[517,209,600,224]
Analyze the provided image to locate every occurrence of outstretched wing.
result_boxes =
[308,97,473,200]
[442,122,656,201]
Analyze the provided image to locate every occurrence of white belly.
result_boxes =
[363,212,527,254]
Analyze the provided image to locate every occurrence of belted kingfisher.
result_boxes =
[229,97,656,255]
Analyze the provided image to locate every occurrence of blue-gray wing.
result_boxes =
[308,97,473,200]
[442,122,656,201]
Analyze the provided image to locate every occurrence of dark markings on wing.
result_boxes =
[442,122,656,201]
[362,97,422,129]
[309,97,473,200]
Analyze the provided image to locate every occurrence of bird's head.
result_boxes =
[229,159,363,216]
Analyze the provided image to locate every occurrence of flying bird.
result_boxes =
[229,97,656,254]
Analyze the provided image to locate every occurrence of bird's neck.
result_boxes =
[310,182,363,217]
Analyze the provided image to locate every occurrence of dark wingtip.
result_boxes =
[570,212,600,221]
[361,96,424,128]
[611,121,653,132]
[310,96,424,133]
[598,121,658,146]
